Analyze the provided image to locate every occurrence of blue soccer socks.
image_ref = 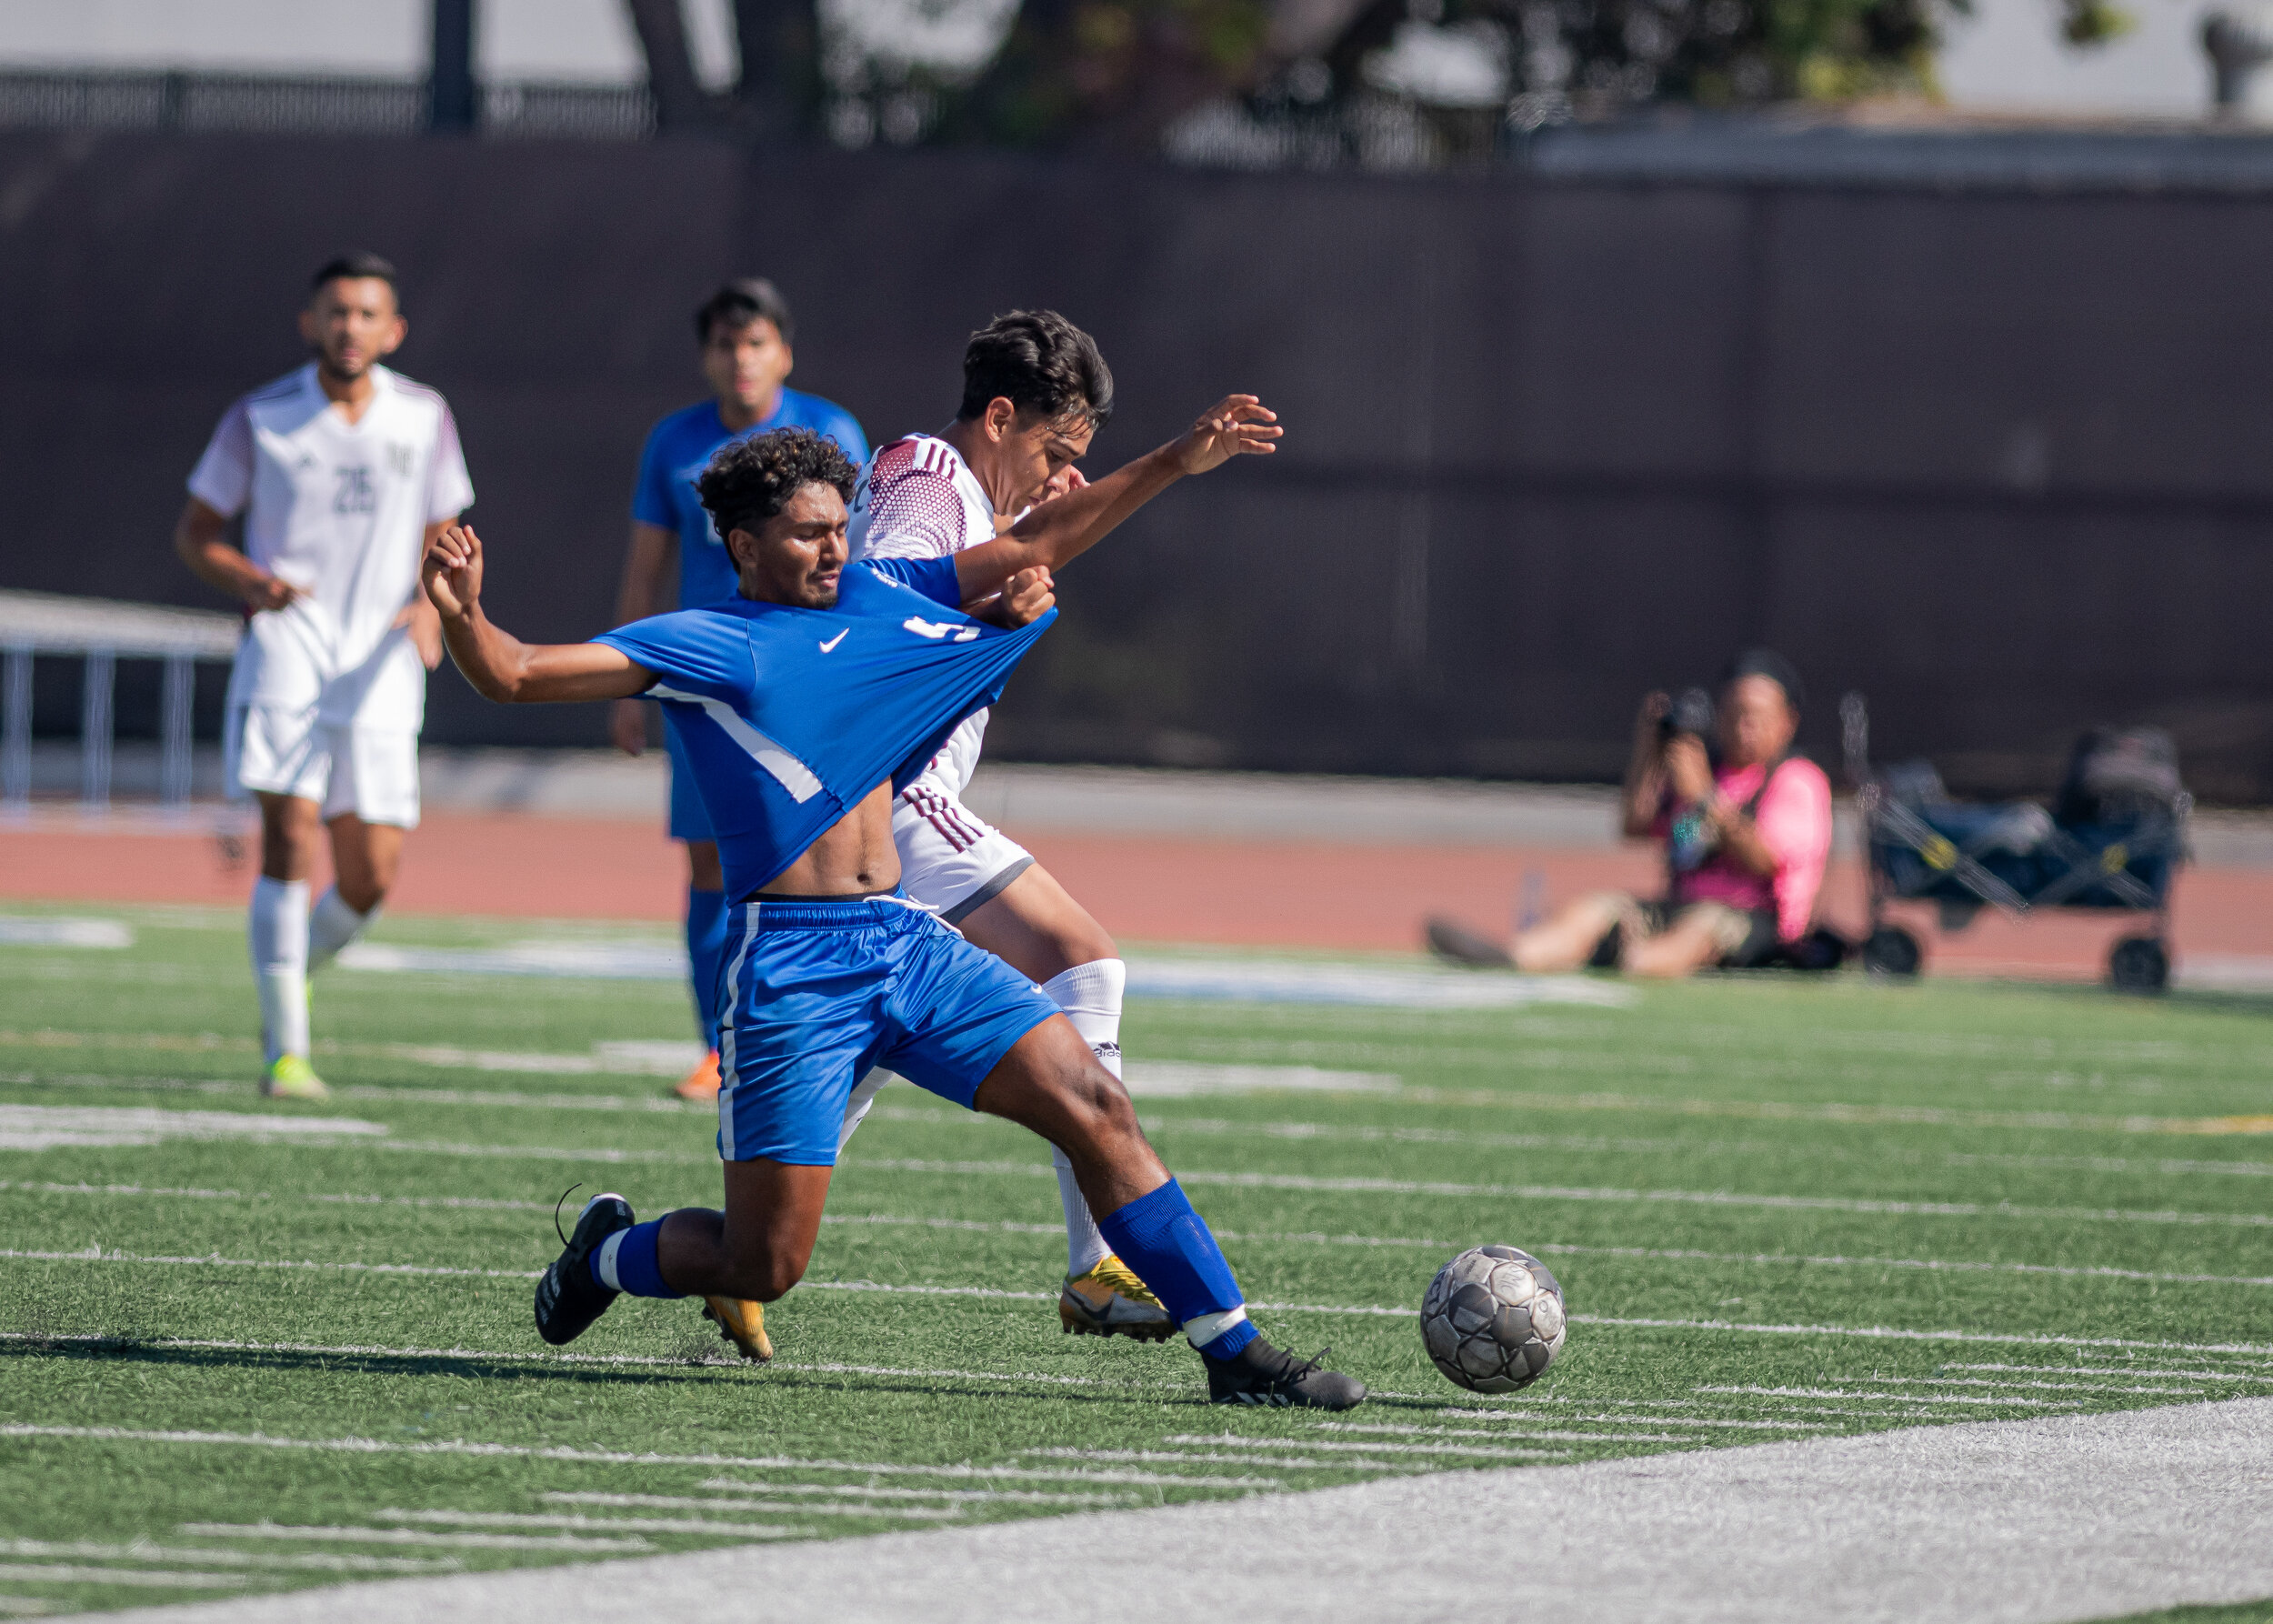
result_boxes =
[1096,1179,1257,1358]
[591,1218,685,1299]
[685,887,728,1042]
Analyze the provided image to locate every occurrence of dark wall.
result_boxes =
[3,131,2269,798]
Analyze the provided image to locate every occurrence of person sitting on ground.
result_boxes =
[1428,650,1832,978]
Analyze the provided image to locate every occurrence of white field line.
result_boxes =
[19,1065,2273,1140]
[565,1487,1123,1507]
[13,1179,2272,1296]
[1432,1410,1830,1431]
[691,1473,1155,1500]
[1023,1448,1438,1471]
[846,1156,2273,1230]
[1696,1385,2081,1408]
[0,1427,1279,1489]
[1949,1362,2273,1383]
[1848,1374,2208,1396]
[0,1564,241,1588]
[176,1522,656,1551]
[1126,1108,2273,1181]
[865,1105,2273,1182]
[1578,1315,2273,1358]
[1387,1084,2273,1138]
[541,1493,979,1519]
[1163,1432,1577,1460]
[372,1509,800,1538]
[0,1246,533,1278]
[1317,1422,1695,1444]
[10,1278,2268,1369]
[0,1539,456,1574]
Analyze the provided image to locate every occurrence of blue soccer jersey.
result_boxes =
[596,557,1053,900]
[632,393,871,610]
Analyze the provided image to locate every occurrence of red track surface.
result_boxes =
[3,811,2265,980]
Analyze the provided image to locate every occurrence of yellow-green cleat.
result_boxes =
[1059,1254,1177,1341]
[261,1055,330,1099]
[703,1296,774,1362]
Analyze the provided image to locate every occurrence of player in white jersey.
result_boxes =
[843,311,1168,1338]
[175,252,475,1098]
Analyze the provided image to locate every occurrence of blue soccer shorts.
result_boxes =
[714,891,1060,1165]
[665,725,714,843]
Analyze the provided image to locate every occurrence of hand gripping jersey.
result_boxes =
[846,435,1000,796]
[188,364,475,731]
[596,557,1056,900]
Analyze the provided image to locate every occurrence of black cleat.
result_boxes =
[1204,1337,1367,1410]
[535,1190,635,1347]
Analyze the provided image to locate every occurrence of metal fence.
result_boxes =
[0,592,239,814]
[0,71,654,143]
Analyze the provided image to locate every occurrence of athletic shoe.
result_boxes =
[1204,1338,1367,1410]
[1059,1255,1177,1341]
[1426,916,1514,969]
[260,1056,330,1099]
[703,1296,774,1362]
[534,1191,635,1347]
[672,1049,723,1102]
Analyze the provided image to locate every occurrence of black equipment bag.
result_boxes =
[2053,728,2183,828]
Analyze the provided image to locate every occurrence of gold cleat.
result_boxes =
[673,1049,723,1103]
[703,1296,773,1362]
[1059,1254,1177,1342]
[260,1055,330,1099]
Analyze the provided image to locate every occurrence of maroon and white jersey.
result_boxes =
[847,435,1000,796]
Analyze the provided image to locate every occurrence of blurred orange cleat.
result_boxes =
[703,1296,773,1362]
[672,1048,722,1102]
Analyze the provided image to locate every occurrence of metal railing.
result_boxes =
[0,591,240,815]
[0,70,655,142]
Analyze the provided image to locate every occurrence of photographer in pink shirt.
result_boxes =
[1438,650,1831,978]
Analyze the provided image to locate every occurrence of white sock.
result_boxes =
[249,877,310,1064]
[306,886,375,976]
[593,1229,628,1291]
[1041,957,1125,1277]
[837,1068,891,1153]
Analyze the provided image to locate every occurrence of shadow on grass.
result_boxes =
[0,1334,1210,1408]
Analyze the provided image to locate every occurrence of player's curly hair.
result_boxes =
[696,426,860,539]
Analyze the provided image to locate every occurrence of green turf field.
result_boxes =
[2,900,2270,1618]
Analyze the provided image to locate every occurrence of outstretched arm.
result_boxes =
[952,395,1280,603]
[423,525,658,704]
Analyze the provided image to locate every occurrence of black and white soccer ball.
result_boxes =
[1420,1244,1567,1393]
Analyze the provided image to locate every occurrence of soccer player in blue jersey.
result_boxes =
[422,423,1366,1409]
[608,279,871,1103]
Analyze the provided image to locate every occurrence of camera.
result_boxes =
[1658,687,1716,741]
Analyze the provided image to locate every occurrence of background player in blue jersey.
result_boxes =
[422,423,1364,1409]
[609,279,871,1103]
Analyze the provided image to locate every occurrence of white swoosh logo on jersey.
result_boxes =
[903,616,979,643]
[818,629,848,653]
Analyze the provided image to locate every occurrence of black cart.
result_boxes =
[1839,696,2188,992]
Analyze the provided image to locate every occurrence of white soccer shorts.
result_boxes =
[225,705,422,828]
[894,777,1032,925]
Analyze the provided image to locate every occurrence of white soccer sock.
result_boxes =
[249,877,311,1064]
[306,886,375,976]
[1041,957,1125,1277]
[593,1229,628,1291]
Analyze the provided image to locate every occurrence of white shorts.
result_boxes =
[894,778,1032,924]
[225,706,422,828]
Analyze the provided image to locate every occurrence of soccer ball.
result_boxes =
[1420,1244,1567,1393]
